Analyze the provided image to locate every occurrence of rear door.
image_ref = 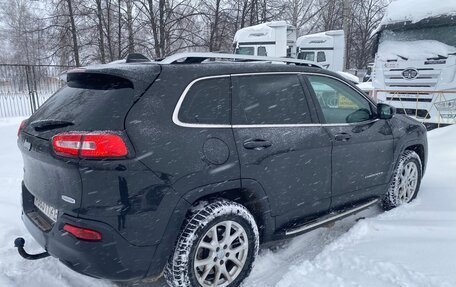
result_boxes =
[231,73,332,226]
[305,74,394,208]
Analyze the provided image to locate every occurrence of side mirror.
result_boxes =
[346,108,372,123]
[377,103,396,120]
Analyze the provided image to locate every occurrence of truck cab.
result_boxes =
[372,2,456,127]
[296,30,345,72]
[233,21,297,58]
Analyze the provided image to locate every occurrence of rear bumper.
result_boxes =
[21,186,159,281]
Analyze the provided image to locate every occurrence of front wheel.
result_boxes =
[165,199,259,287]
[383,150,422,210]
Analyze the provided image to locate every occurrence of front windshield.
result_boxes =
[235,46,254,55]
[380,25,456,48]
[297,51,315,61]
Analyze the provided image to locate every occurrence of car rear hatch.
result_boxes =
[18,63,161,223]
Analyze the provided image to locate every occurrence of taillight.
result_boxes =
[52,132,128,158]
[63,224,102,241]
[18,120,26,136]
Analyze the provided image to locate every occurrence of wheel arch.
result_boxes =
[182,179,275,243]
[145,179,275,279]
[404,144,425,173]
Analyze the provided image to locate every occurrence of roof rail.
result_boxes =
[159,52,322,68]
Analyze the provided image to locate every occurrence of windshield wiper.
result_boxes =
[30,119,74,132]
[396,54,409,61]
[427,54,448,60]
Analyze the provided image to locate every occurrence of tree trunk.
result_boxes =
[126,0,135,54]
[66,0,80,66]
[105,0,114,61]
[146,0,161,57]
[118,0,122,58]
[209,0,221,51]
[96,0,106,63]
[158,0,165,57]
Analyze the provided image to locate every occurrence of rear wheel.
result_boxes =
[383,150,422,210]
[165,199,259,287]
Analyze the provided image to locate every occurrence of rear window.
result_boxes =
[26,73,138,138]
[232,74,311,125]
[178,77,230,125]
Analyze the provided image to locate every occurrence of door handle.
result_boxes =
[243,139,272,150]
[334,133,351,142]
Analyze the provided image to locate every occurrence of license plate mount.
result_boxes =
[34,197,58,223]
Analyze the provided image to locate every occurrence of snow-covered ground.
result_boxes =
[0,117,455,287]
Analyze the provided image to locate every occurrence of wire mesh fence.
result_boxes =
[0,64,73,118]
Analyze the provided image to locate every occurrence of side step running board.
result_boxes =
[285,198,379,236]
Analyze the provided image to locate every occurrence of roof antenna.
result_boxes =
[126,53,150,63]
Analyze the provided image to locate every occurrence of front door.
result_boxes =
[306,75,394,208]
[231,73,333,225]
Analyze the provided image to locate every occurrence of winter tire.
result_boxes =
[165,199,259,287]
[383,150,422,210]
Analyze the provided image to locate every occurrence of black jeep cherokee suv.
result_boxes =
[17,53,427,287]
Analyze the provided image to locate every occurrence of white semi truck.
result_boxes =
[233,23,345,73]
[233,21,297,58]
[296,30,345,72]
[371,0,456,127]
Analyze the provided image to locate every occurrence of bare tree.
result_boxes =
[0,0,47,64]
[349,0,387,68]
[0,0,387,68]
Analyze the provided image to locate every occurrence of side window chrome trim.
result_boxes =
[172,75,231,128]
[233,124,322,128]
[172,72,377,129]
[231,119,379,128]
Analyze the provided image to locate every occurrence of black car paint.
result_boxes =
[17,62,428,281]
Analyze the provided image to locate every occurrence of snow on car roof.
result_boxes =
[380,0,456,26]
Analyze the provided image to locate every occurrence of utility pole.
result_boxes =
[342,0,351,71]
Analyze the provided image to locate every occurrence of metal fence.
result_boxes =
[0,64,74,118]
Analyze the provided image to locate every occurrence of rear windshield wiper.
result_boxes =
[30,119,74,132]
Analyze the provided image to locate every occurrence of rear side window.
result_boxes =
[178,77,230,125]
[317,52,326,62]
[233,74,311,125]
[258,46,267,56]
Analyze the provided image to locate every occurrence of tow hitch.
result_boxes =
[14,237,50,260]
